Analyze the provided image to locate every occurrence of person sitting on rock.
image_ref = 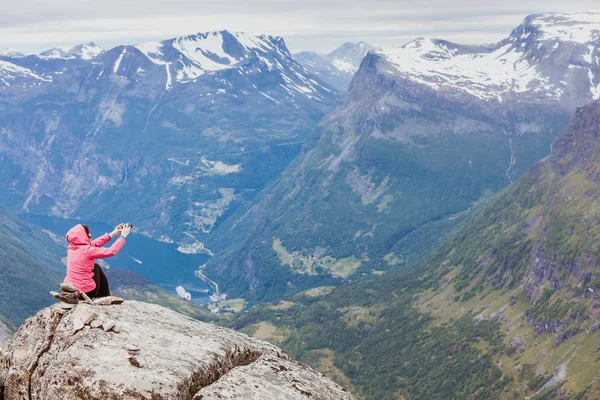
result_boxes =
[55,223,131,302]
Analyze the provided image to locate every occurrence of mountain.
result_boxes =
[295,42,376,91]
[0,300,355,399]
[37,42,105,60]
[204,12,600,301]
[0,49,25,58]
[0,31,340,249]
[231,98,600,399]
[0,207,64,326]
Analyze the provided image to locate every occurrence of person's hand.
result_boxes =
[121,225,131,238]
[109,223,124,238]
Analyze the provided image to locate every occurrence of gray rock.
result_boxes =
[102,320,116,332]
[94,296,124,305]
[125,343,140,354]
[73,320,84,332]
[0,300,354,400]
[90,320,103,329]
[71,306,98,325]
[59,282,77,293]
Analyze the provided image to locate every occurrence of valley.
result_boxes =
[229,97,600,399]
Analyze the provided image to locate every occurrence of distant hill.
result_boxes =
[0,207,63,326]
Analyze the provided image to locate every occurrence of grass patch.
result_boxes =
[220,298,246,313]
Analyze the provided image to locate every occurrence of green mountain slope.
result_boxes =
[0,208,64,326]
[228,99,600,399]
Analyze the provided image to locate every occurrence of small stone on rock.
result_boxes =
[60,282,77,293]
[128,356,142,368]
[95,296,125,305]
[82,312,98,325]
[102,320,116,332]
[125,344,140,353]
[73,320,85,332]
[90,320,103,329]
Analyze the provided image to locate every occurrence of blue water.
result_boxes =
[20,214,211,304]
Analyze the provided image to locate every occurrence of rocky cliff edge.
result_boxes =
[0,300,354,400]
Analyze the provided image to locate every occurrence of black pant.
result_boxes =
[85,263,111,298]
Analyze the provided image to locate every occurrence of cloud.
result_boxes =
[176,285,192,301]
[0,0,599,53]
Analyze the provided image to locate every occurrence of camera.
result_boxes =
[125,223,133,229]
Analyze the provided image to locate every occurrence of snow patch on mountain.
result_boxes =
[383,39,548,99]
[113,49,126,74]
[0,60,50,86]
[136,31,285,82]
[533,12,600,42]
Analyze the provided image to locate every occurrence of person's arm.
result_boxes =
[86,237,126,258]
[90,233,112,247]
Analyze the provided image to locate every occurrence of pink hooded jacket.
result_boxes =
[64,224,126,292]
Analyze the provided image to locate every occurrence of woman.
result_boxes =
[61,223,131,299]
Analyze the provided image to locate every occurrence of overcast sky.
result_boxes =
[1,0,599,54]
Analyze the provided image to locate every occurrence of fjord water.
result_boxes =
[20,214,211,304]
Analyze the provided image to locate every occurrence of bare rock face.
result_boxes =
[0,301,354,400]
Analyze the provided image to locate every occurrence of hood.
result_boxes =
[65,224,90,246]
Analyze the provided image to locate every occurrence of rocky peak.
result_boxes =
[550,98,600,171]
[0,301,354,399]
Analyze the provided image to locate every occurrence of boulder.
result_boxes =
[0,300,354,400]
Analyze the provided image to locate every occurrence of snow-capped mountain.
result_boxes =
[0,43,105,85]
[0,49,25,58]
[0,30,340,245]
[379,12,600,106]
[295,42,377,91]
[121,31,333,98]
[38,43,104,60]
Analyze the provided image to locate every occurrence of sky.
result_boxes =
[1,0,600,54]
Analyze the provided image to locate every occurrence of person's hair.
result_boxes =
[82,224,91,237]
